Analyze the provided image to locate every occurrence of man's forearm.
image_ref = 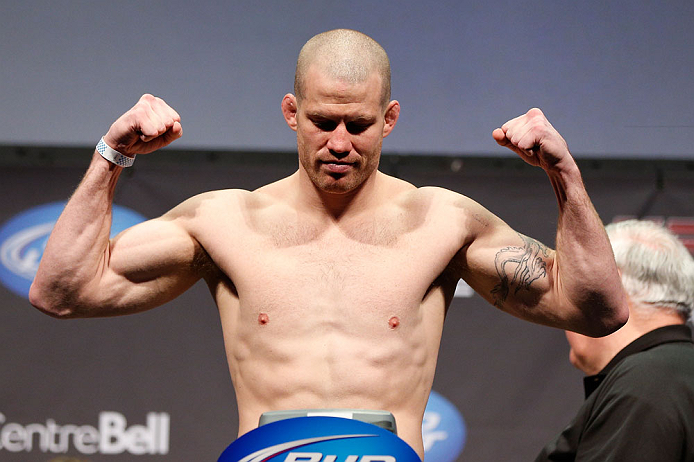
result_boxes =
[548,162,628,336]
[29,152,124,317]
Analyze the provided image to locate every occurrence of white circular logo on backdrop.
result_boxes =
[0,202,147,298]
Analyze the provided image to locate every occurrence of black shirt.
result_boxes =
[535,324,694,462]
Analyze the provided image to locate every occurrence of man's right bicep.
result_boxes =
[91,216,203,315]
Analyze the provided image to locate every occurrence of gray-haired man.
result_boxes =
[537,219,694,461]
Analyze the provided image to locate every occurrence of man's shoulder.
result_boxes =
[395,183,473,206]
[179,188,254,210]
[163,188,261,225]
[401,185,493,224]
[604,338,694,395]
[625,339,694,371]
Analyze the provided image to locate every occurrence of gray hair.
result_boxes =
[606,219,694,322]
[294,29,391,108]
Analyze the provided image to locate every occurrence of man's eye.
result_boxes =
[314,121,336,131]
[347,123,369,134]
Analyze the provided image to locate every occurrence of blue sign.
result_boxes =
[422,391,466,461]
[219,416,421,462]
[0,202,147,298]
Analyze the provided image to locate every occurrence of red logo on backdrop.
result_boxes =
[612,216,694,254]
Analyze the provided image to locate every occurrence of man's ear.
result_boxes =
[382,100,400,138]
[281,94,298,132]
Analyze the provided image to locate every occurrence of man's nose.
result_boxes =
[327,123,351,157]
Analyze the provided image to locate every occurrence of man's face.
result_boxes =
[564,330,615,376]
[564,331,594,373]
[283,65,398,194]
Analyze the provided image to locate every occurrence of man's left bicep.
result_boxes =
[489,232,554,309]
[462,225,556,318]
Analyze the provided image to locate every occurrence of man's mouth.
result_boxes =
[321,161,353,174]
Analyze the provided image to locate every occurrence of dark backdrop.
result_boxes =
[1,147,692,461]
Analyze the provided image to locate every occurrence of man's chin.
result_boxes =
[318,183,356,194]
[313,175,359,194]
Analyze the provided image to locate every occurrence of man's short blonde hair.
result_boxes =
[294,29,391,109]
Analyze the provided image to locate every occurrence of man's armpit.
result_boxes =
[490,233,550,308]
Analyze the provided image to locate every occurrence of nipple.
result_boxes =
[258,312,269,325]
[388,316,400,330]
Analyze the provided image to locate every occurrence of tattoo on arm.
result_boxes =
[491,233,549,308]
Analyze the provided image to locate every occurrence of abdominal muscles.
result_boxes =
[227,292,441,440]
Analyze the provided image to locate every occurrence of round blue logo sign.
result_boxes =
[0,202,147,298]
[422,391,466,461]
[219,416,421,462]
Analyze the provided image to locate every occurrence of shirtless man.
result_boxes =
[29,29,628,458]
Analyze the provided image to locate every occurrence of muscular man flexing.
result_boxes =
[29,29,627,458]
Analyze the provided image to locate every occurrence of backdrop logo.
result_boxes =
[0,411,169,455]
[422,391,466,461]
[219,416,420,462]
[0,202,147,298]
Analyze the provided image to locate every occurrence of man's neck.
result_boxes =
[295,170,383,220]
